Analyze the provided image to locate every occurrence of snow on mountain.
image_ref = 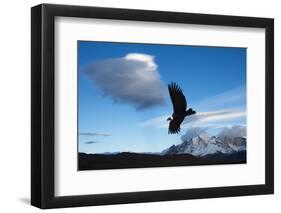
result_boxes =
[162,134,246,157]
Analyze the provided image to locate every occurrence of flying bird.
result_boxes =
[167,82,196,134]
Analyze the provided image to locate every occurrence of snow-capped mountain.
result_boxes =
[162,134,246,157]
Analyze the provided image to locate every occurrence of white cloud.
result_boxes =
[84,53,166,110]
[180,125,246,143]
[138,109,246,129]
[124,53,157,70]
[183,109,246,126]
[194,85,246,110]
[79,132,111,137]
[84,141,99,144]
[138,115,169,128]
[218,125,246,138]
[180,127,208,142]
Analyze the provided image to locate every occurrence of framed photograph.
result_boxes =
[31,3,274,209]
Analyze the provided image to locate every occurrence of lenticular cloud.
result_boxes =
[84,53,166,110]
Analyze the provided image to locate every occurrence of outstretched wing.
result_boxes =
[168,117,185,134]
[168,82,187,114]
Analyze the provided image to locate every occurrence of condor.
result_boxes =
[167,82,196,134]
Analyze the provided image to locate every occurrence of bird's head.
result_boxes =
[166,116,173,121]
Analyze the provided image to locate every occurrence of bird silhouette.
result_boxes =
[167,82,196,134]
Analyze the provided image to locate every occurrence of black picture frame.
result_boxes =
[31,3,274,209]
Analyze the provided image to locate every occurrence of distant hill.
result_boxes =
[78,150,246,170]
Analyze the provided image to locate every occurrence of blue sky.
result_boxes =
[78,41,246,154]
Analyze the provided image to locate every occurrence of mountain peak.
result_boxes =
[162,135,246,157]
